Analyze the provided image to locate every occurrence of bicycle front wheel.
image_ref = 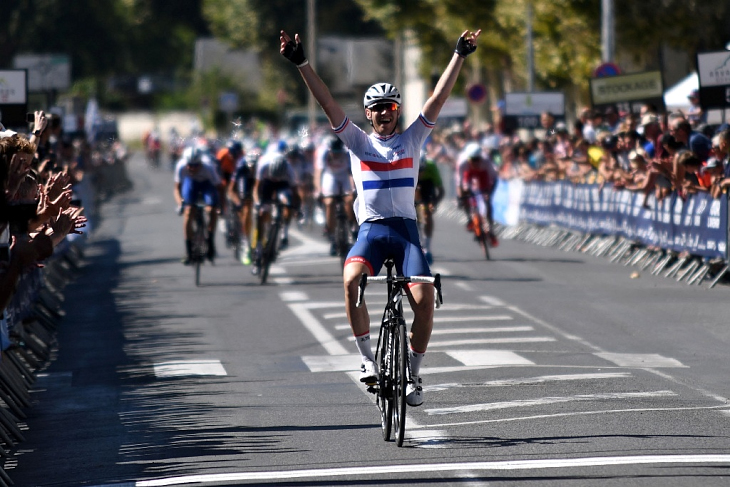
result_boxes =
[392,320,408,446]
[473,213,490,261]
[375,324,393,441]
[260,221,279,285]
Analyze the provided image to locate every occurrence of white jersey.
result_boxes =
[334,113,434,224]
[315,144,350,176]
[256,152,297,183]
[174,154,220,185]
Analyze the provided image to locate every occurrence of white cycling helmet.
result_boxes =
[464,142,482,160]
[363,82,401,108]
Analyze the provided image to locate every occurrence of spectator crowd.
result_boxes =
[422,93,730,208]
[0,109,118,323]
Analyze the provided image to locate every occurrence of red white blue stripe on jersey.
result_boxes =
[361,158,414,191]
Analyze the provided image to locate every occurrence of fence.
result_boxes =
[494,178,730,288]
[0,155,132,486]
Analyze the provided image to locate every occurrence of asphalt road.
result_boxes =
[8,153,730,486]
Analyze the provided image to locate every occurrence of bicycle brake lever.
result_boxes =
[356,273,368,308]
[434,274,443,309]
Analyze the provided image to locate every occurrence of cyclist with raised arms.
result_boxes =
[174,145,225,264]
[315,136,356,256]
[280,27,481,407]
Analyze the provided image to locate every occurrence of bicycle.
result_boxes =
[461,192,491,260]
[355,259,442,447]
[332,193,353,269]
[189,201,209,286]
[258,195,287,285]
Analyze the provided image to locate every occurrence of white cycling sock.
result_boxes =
[354,332,375,362]
[409,347,426,377]
[422,236,431,252]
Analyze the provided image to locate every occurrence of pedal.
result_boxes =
[366,385,378,394]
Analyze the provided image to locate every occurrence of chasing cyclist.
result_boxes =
[174,146,225,264]
[281,27,481,407]
[457,142,499,247]
[415,151,444,264]
[228,146,258,265]
[315,136,356,256]
[251,152,296,275]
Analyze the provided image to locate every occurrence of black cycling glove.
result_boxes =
[455,35,477,58]
[282,38,308,67]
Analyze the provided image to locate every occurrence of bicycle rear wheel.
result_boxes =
[375,324,393,441]
[392,320,408,446]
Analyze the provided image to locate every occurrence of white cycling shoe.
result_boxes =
[406,376,423,407]
[359,360,378,384]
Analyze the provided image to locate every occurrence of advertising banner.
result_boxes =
[519,181,728,259]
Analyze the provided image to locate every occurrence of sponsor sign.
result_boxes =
[0,70,27,104]
[0,70,28,127]
[519,181,727,259]
[696,51,730,110]
[503,92,565,130]
[13,54,71,92]
[590,71,664,113]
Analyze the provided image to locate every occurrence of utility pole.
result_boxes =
[526,2,534,93]
[306,0,317,130]
[601,0,615,62]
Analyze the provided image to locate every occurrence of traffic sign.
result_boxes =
[466,83,487,104]
[593,62,621,78]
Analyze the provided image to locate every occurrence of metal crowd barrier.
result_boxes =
[0,150,132,486]
[494,179,730,289]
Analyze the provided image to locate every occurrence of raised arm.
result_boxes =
[422,29,481,123]
[280,31,346,129]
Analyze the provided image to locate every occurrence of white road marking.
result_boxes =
[447,350,536,366]
[268,264,286,275]
[431,326,534,334]
[302,355,361,373]
[129,454,730,486]
[425,390,677,416]
[424,372,633,392]
[480,295,507,306]
[596,353,687,368]
[287,303,349,356]
[433,315,514,323]
[153,360,227,378]
[430,337,556,347]
[454,282,472,291]
[273,276,294,285]
[430,266,452,276]
[323,311,347,320]
[279,291,308,302]
[414,405,730,430]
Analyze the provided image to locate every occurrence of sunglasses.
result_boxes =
[368,102,399,112]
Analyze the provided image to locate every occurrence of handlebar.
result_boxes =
[355,273,443,309]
